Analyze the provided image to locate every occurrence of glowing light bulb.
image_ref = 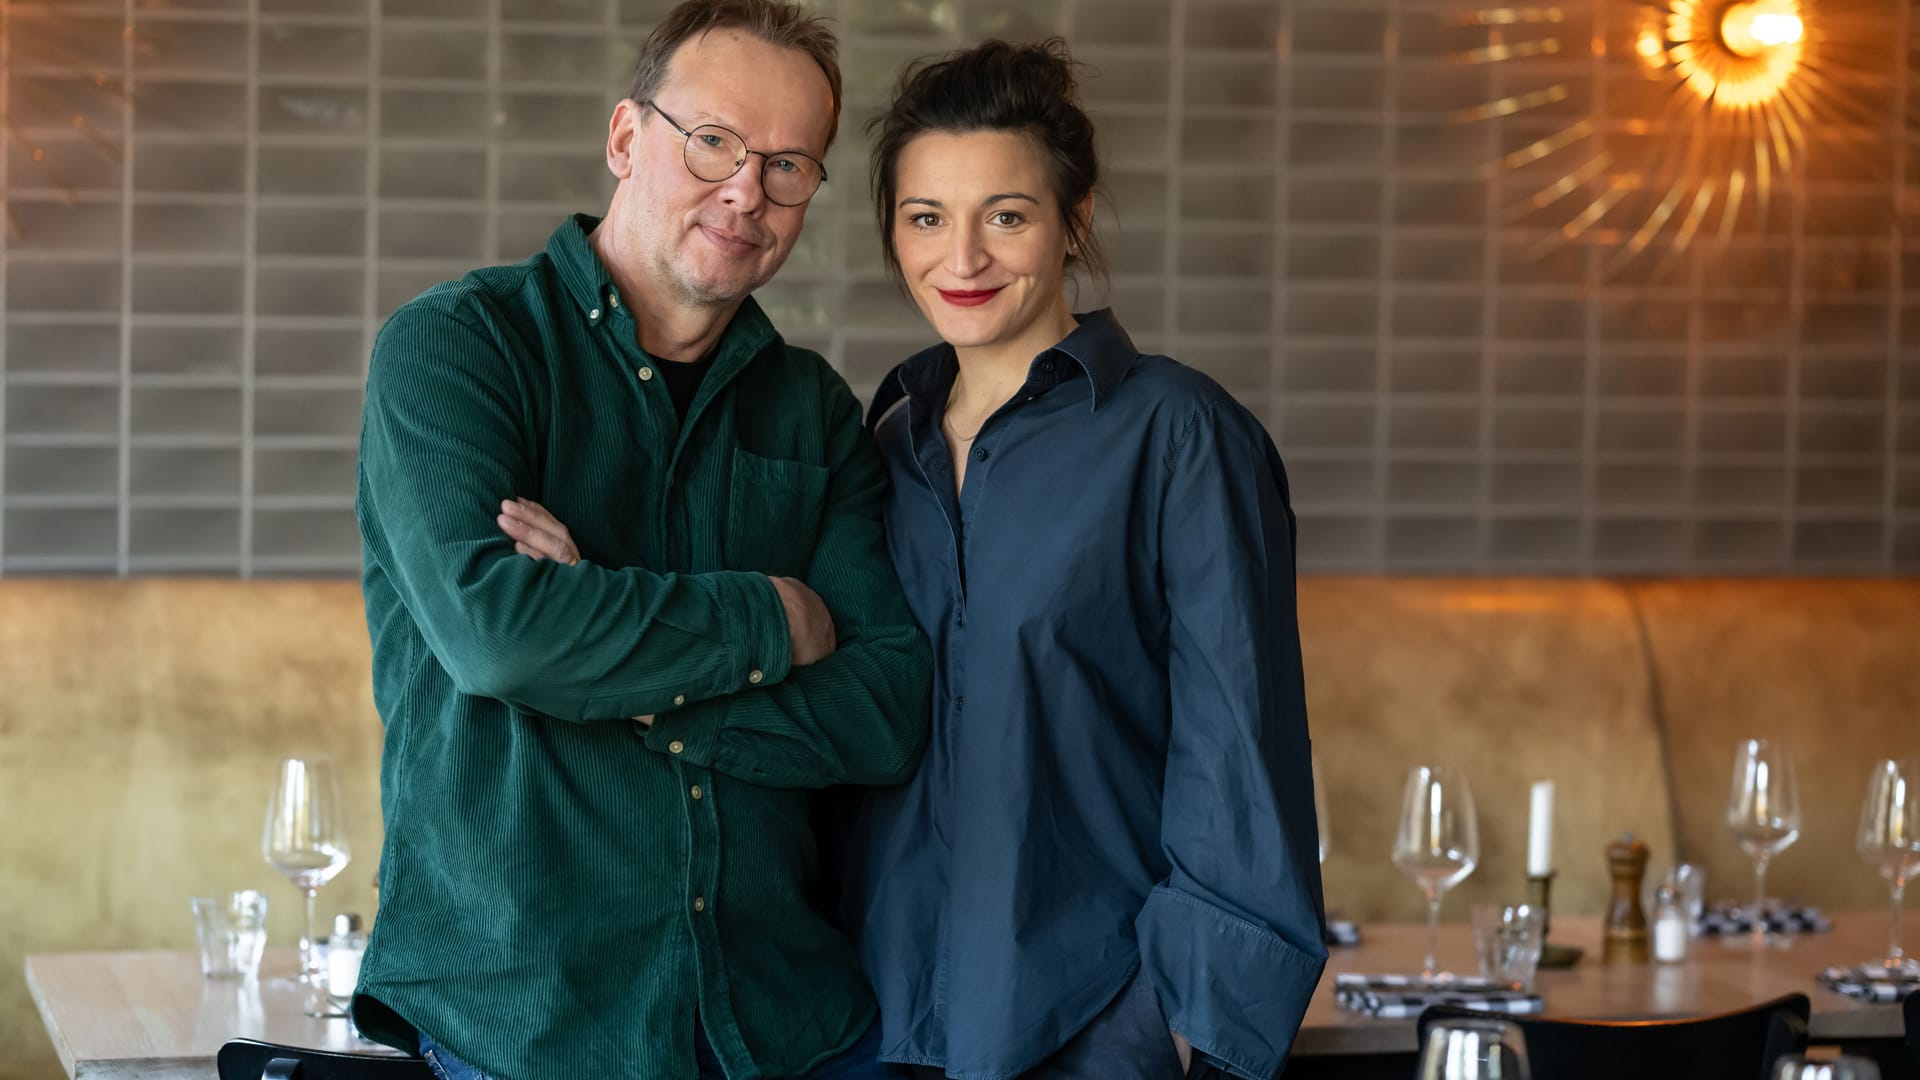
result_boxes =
[1721,1,1804,57]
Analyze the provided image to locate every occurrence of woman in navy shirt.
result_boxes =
[846,40,1326,1080]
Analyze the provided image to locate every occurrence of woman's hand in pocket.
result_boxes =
[497,497,581,565]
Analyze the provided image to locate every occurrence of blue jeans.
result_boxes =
[419,1018,901,1080]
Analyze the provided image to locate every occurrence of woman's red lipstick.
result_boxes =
[938,287,1002,307]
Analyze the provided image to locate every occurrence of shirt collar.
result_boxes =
[897,308,1138,412]
[546,212,778,363]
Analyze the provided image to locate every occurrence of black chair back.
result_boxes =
[1417,993,1810,1080]
[1905,989,1919,1068]
[216,1039,435,1080]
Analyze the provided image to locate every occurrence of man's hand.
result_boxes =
[1173,1031,1193,1073]
[769,576,836,667]
[497,497,581,565]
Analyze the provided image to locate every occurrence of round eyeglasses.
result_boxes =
[642,99,828,208]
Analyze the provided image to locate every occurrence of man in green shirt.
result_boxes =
[351,2,931,1077]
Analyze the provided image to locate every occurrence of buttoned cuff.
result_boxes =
[705,570,791,692]
[1136,884,1327,1080]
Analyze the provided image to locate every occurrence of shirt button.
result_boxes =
[668,740,685,754]
[672,693,686,707]
[1039,358,1055,373]
[693,896,706,912]
[747,669,764,685]
[637,366,654,381]
[589,307,601,322]
[973,447,989,462]
[608,292,620,309]
[954,695,965,711]
[690,784,703,800]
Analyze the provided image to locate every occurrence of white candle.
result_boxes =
[1527,780,1555,876]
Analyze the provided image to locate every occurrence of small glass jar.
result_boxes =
[326,913,367,1001]
[1652,884,1690,964]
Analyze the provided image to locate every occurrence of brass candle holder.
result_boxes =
[1526,871,1585,968]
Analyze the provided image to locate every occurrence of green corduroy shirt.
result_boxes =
[352,213,932,1080]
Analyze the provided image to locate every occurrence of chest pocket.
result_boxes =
[725,448,830,578]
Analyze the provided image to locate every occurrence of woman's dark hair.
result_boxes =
[869,38,1107,287]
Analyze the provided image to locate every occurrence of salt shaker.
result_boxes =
[326,913,367,1001]
[1652,883,1690,963]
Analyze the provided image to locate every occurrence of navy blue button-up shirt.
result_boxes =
[843,310,1327,1080]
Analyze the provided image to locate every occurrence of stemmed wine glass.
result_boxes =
[263,757,352,984]
[1392,765,1480,982]
[1855,757,1920,974]
[1724,738,1801,950]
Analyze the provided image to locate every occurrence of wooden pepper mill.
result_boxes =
[1604,833,1650,964]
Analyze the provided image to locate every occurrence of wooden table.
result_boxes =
[24,949,403,1079]
[26,914,1918,1075]
[1297,910,1919,1055]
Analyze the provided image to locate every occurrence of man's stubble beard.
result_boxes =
[657,236,779,310]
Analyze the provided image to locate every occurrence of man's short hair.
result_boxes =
[626,0,843,150]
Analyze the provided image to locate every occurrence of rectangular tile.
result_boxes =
[258,146,369,197]
[251,507,361,560]
[129,447,241,497]
[259,24,370,79]
[1692,517,1784,563]
[5,261,123,314]
[256,267,366,318]
[131,325,244,376]
[254,447,357,497]
[6,384,119,437]
[132,264,245,316]
[130,386,242,437]
[5,446,120,497]
[253,388,363,438]
[380,148,488,201]
[3,508,119,560]
[17,139,126,193]
[132,203,247,255]
[257,206,368,258]
[130,507,241,559]
[7,324,122,376]
[135,142,247,194]
[258,85,371,136]
[256,327,368,378]
[7,199,123,254]
[138,81,248,134]
[382,26,489,80]
[1388,403,1481,450]
[1489,517,1582,561]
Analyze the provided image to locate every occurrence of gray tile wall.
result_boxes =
[2,0,1916,575]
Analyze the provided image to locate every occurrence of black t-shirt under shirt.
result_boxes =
[659,352,714,421]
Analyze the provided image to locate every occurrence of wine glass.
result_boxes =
[1856,757,1920,974]
[1418,1016,1530,1080]
[1392,765,1480,982]
[1771,1053,1883,1080]
[1724,739,1801,950]
[1313,749,1330,865]
[263,757,352,984]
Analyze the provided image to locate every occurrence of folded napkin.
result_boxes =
[1695,900,1832,936]
[1326,920,1362,948]
[1334,973,1544,1019]
[1817,965,1920,1003]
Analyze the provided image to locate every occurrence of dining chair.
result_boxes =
[216,1039,435,1079]
[1417,993,1809,1080]
[1905,988,1918,1068]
